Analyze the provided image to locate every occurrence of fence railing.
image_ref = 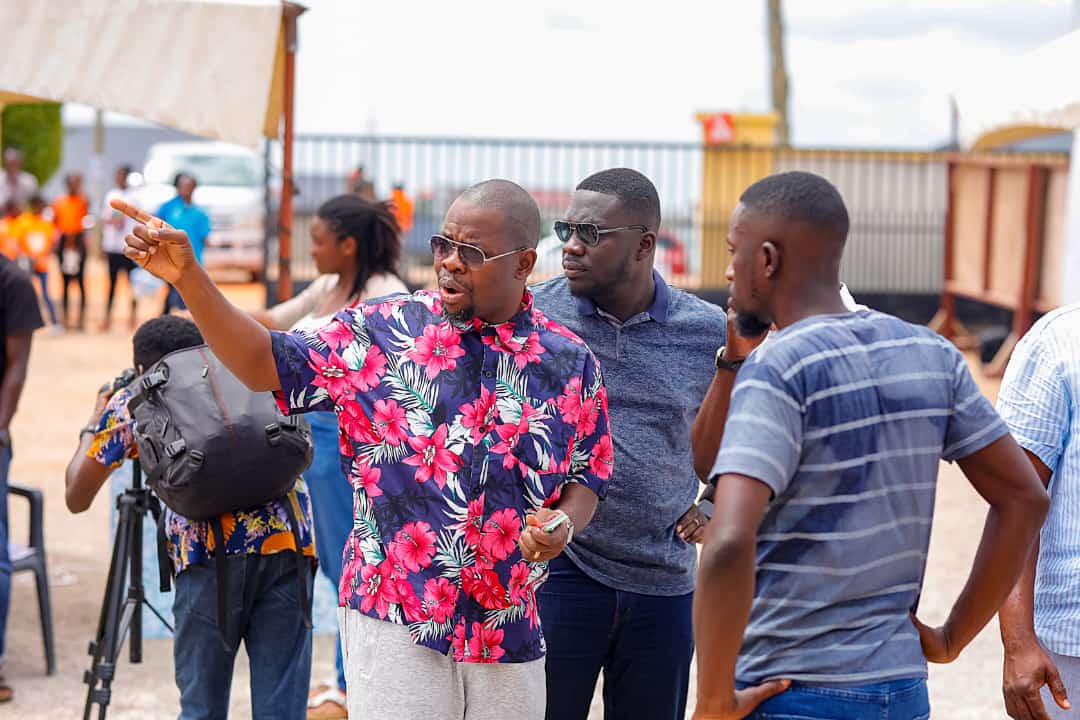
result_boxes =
[264,134,1047,299]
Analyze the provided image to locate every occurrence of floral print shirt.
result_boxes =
[89,387,317,574]
[271,289,613,663]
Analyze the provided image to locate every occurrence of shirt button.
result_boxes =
[483,370,494,378]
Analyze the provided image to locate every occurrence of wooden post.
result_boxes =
[278,3,307,302]
[985,164,1048,377]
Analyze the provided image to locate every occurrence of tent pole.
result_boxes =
[278,2,306,302]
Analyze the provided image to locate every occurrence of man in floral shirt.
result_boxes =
[64,316,317,718]
[112,179,613,719]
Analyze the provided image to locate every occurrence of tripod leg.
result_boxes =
[129,491,144,664]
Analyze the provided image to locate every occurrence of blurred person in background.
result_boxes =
[15,196,59,330]
[100,164,139,331]
[53,172,90,330]
[157,173,210,315]
[347,166,376,201]
[390,182,414,235]
[253,194,407,719]
[0,149,37,210]
[0,245,44,703]
[0,204,20,260]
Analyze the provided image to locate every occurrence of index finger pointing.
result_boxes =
[109,197,163,227]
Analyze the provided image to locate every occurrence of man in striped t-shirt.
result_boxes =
[997,304,1080,720]
[690,171,1049,720]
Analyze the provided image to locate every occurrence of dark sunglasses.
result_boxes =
[430,234,529,268]
[553,220,649,247]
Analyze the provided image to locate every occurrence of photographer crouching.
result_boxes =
[64,316,317,718]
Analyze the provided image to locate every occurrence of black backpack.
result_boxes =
[127,344,315,646]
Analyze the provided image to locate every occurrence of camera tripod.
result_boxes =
[82,459,173,720]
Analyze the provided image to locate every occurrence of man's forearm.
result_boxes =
[0,361,29,429]
[554,482,599,535]
[999,535,1040,649]
[693,533,756,710]
[691,369,737,483]
[945,502,1046,655]
[175,266,279,392]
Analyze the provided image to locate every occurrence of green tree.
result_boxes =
[1,102,63,185]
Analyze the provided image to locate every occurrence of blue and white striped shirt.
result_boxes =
[997,304,1080,657]
[710,309,1008,686]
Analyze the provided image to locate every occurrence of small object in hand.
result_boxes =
[543,511,571,534]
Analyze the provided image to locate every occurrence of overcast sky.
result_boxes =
[65,0,1076,148]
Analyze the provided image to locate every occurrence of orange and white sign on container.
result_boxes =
[701,113,736,145]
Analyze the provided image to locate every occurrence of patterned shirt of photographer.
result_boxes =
[88,387,316,572]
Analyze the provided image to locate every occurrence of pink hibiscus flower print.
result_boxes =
[392,577,425,622]
[512,332,546,369]
[353,345,388,392]
[576,395,599,439]
[555,377,584,426]
[308,349,365,400]
[589,433,614,480]
[481,323,523,354]
[388,521,437,573]
[359,560,400,619]
[508,561,531,605]
[462,494,486,547]
[480,508,522,562]
[461,561,510,610]
[459,386,497,443]
[403,425,462,489]
[467,622,506,663]
[372,398,408,446]
[450,619,468,661]
[491,405,540,469]
[317,320,354,350]
[351,461,382,497]
[339,399,377,445]
[423,577,460,625]
[409,323,466,379]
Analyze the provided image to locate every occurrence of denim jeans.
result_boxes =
[743,678,930,720]
[33,271,58,325]
[0,445,11,667]
[173,552,314,720]
[305,410,352,692]
[538,554,694,720]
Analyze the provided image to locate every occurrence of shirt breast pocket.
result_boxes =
[509,416,573,510]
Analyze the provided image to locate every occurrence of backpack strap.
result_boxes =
[125,369,168,413]
[156,512,173,594]
[281,492,313,630]
[209,516,234,652]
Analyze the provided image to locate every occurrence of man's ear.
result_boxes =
[637,231,657,261]
[515,249,538,280]
[762,240,781,278]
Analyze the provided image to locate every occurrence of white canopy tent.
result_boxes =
[0,0,290,148]
[0,0,306,299]
[955,28,1080,306]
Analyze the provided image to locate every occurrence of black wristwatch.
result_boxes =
[79,424,98,441]
[715,346,745,373]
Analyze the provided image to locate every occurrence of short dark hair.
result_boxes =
[576,168,661,231]
[316,194,402,299]
[173,172,196,189]
[459,179,542,249]
[133,316,204,370]
[739,171,849,243]
[117,164,133,176]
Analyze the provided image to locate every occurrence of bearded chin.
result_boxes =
[446,306,476,325]
[734,311,771,338]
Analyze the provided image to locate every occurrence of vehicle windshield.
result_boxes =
[144,152,259,187]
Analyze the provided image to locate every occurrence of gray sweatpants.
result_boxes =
[1042,649,1080,718]
[339,608,545,719]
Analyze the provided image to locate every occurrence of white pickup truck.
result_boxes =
[133,141,266,279]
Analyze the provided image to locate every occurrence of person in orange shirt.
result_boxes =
[0,203,20,261]
[54,173,89,330]
[389,182,414,234]
[15,196,59,328]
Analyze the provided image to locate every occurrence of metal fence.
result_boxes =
[265,135,959,298]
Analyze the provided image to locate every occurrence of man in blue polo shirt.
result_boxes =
[531,168,727,720]
[158,173,210,314]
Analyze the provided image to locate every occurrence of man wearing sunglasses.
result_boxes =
[530,168,727,720]
[110,179,614,720]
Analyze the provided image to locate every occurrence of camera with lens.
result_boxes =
[111,367,138,393]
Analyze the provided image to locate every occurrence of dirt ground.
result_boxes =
[4,260,1012,718]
